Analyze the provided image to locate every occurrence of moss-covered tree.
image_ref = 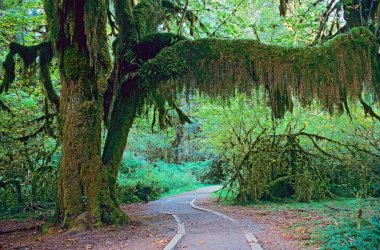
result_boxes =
[1,0,379,229]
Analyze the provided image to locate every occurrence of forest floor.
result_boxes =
[0,203,176,249]
[0,187,379,249]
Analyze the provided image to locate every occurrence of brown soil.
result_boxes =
[196,198,321,250]
[0,203,175,250]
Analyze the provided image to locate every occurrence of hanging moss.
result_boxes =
[139,27,380,118]
[133,0,162,38]
[84,0,111,75]
[0,53,15,93]
[9,42,41,67]
[40,43,60,110]
[1,41,60,110]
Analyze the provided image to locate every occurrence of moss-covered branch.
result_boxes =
[132,32,186,61]
[139,27,380,118]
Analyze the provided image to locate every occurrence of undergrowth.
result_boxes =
[309,198,380,250]
[117,151,212,203]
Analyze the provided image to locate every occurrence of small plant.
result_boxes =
[314,217,380,249]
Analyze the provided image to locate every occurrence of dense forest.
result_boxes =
[0,0,379,249]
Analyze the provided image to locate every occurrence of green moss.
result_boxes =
[139,27,379,118]
[133,0,162,38]
[39,42,60,110]
[84,0,111,75]
[43,0,59,43]
[63,48,92,80]
[139,42,189,89]
[1,42,51,90]
[1,41,59,110]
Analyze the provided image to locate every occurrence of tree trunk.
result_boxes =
[57,48,126,229]
[102,82,141,206]
[50,0,127,229]
[58,48,102,228]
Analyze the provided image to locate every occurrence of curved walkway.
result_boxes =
[148,186,264,250]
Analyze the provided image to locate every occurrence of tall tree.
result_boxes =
[1,0,379,229]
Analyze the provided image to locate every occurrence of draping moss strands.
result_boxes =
[1,41,59,110]
[140,27,380,118]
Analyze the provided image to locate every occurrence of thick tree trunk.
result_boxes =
[51,0,127,228]
[57,47,127,229]
[58,49,103,228]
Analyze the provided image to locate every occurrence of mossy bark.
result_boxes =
[58,48,103,227]
[57,47,127,229]
[100,0,167,206]
[102,84,140,204]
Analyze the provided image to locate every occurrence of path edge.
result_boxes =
[163,212,185,250]
[190,198,237,222]
[190,198,265,250]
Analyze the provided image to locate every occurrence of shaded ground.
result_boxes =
[148,186,256,249]
[0,187,305,250]
[0,203,175,250]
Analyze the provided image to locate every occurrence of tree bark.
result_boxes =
[58,48,103,228]
[102,80,142,205]
[58,47,127,229]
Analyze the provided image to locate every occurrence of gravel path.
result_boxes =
[148,186,264,250]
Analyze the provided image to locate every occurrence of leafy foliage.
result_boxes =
[0,2,379,246]
[0,0,59,217]
[116,115,214,203]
